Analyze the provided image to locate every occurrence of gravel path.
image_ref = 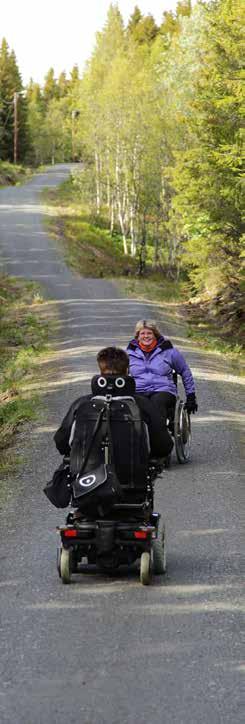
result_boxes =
[0,165,244,724]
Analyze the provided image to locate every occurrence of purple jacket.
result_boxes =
[127,336,195,397]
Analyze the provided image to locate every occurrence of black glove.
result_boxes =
[185,393,198,414]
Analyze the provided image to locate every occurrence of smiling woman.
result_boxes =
[127,319,198,436]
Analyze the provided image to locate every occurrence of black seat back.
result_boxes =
[70,375,150,489]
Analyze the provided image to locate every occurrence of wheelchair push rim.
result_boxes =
[174,398,191,463]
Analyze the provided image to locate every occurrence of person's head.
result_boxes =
[97,346,129,375]
[134,319,161,348]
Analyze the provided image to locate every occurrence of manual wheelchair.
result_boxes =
[167,395,192,465]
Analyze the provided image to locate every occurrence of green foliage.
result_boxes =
[164,0,244,299]
[0,0,243,337]
[128,14,159,44]
[0,38,30,162]
[0,275,49,467]
[24,64,84,165]
[0,161,30,185]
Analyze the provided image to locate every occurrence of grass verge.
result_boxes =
[0,161,32,187]
[184,303,244,365]
[42,181,138,277]
[0,275,50,475]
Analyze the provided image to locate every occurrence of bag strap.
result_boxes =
[77,404,106,477]
[106,402,114,465]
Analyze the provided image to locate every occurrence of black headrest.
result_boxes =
[91,374,136,397]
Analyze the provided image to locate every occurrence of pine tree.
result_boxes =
[127,6,142,36]
[130,15,159,45]
[57,71,68,98]
[26,79,44,164]
[43,68,58,105]
[0,38,29,162]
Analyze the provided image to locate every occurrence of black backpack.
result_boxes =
[70,375,150,510]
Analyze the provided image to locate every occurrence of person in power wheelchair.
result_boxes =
[54,346,173,472]
[54,347,173,585]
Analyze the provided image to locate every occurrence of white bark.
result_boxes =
[115,141,128,255]
[107,173,110,208]
[95,150,101,214]
[110,199,114,233]
[130,204,137,257]
[129,140,140,256]
[106,147,111,208]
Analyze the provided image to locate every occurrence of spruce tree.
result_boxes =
[43,68,58,105]
[0,38,29,162]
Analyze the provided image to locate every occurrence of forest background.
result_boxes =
[0,0,244,345]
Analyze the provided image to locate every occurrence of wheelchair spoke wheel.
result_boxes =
[140,551,151,585]
[174,399,191,463]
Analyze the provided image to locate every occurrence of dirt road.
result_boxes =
[0,165,244,724]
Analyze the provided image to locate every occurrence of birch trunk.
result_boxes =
[95,150,101,215]
[118,207,128,255]
[110,198,114,233]
[138,217,147,275]
[130,141,140,256]
[106,148,110,209]
[115,141,128,255]
[130,204,137,257]
[107,173,110,209]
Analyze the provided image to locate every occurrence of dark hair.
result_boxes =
[97,347,129,374]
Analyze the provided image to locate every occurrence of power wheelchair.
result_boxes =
[57,375,167,586]
[56,376,191,585]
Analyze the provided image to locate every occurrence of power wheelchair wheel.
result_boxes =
[140,551,151,585]
[174,398,191,463]
[152,526,166,575]
[60,546,72,584]
[56,544,62,578]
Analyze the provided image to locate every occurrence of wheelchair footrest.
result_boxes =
[112,502,146,511]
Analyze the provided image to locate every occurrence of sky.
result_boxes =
[1,0,179,86]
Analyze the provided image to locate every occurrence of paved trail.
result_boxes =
[0,165,244,724]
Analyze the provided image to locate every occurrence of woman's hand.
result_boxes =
[185,393,198,414]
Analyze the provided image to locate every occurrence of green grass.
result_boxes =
[118,276,185,303]
[43,183,139,278]
[186,322,244,364]
[0,161,32,187]
[0,275,50,473]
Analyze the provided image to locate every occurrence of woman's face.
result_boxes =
[138,327,156,347]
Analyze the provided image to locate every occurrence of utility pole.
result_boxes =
[13,92,19,164]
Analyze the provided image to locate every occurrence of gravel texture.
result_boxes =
[0,164,244,724]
